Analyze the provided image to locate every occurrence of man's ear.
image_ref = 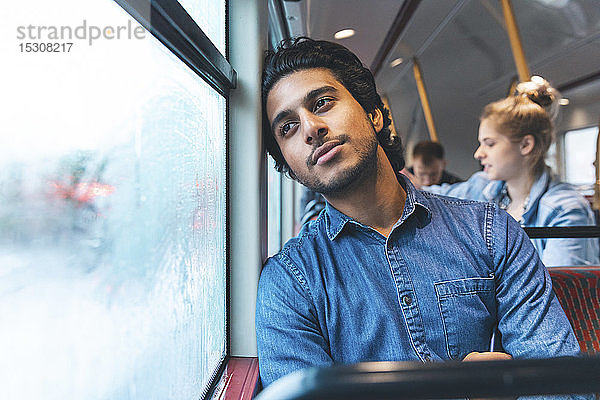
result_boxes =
[520,134,535,156]
[368,108,384,133]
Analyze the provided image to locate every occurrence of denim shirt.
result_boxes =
[424,169,599,266]
[255,175,582,389]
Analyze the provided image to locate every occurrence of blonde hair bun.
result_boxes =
[515,76,560,119]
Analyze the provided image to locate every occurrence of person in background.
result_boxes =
[256,37,585,390]
[298,187,326,226]
[407,140,462,186]
[420,77,599,267]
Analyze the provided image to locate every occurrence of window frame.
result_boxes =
[114,0,235,397]
[115,0,235,96]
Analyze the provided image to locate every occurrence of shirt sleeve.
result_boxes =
[491,205,582,359]
[255,254,333,387]
[423,171,488,200]
[536,194,600,267]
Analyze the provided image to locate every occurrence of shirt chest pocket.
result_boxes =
[434,276,496,360]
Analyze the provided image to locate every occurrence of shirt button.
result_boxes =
[423,355,431,362]
[402,295,412,306]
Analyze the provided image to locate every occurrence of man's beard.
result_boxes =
[293,123,379,197]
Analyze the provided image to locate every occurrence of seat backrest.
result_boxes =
[548,266,600,354]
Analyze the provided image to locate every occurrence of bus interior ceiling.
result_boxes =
[272,0,600,179]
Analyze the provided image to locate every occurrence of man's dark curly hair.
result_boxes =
[261,37,404,178]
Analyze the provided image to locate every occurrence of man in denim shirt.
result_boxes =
[256,38,582,389]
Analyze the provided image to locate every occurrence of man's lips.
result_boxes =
[312,140,343,165]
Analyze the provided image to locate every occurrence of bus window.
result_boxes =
[564,126,599,193]
[267,157,282,258]
[176,0,225,54]
[1,0,229,398]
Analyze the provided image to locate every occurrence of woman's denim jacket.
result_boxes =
[425,169,599,266]
[256,175,583,391]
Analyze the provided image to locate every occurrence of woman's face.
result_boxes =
[474,119,525,181]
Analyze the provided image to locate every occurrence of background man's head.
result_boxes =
[411,140,447,186]
[261,37,404,179]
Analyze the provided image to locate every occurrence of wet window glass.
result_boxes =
[176,0,226,55]
[1,0,226,398]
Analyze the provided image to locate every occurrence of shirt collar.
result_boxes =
[522,168,551,219]
[482,179,506,202]
[481,168,551,222]
[324,173,432,241]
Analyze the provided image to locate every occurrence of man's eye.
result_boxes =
[280,122,296,137]
[314,97,333,111]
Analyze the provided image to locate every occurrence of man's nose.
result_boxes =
[302,113,328,145]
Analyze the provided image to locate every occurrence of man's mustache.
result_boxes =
[306,134,350,166]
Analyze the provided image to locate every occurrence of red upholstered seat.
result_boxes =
[548,266,600,354]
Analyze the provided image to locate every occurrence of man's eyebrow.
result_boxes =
[270,85,339,134]
[304,85,338,104]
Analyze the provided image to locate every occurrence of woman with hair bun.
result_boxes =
[423,77,599,266]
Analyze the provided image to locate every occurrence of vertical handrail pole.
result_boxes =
[500,0,530,82]
[412,58,439,142]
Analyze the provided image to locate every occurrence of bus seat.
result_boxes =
[548,266,600,354]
